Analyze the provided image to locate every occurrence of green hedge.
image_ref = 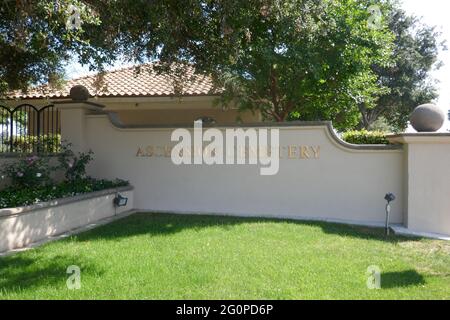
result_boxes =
[0,178,129,209]
[341,130,389,145]
[2,134,61,153]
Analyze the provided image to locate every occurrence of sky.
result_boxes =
[400,0,450,131]
[65,1,450,131]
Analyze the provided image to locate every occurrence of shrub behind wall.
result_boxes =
[342,130,390,145]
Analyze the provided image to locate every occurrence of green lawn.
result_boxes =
[0,213,449,299]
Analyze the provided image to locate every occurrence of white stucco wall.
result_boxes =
[389,135,450,236]
[0,188,133,252]
[85,115,404,226]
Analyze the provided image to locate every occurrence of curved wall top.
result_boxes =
[104,112,403,152]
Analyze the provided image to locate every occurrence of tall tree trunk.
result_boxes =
[358,103,371,129]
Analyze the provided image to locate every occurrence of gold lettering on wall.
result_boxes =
[146,146,154,157]
[136,147,144,157]
[288,146,297,159]
[136,145,321,160]
[311,146,320,159]
[300,146,310,159]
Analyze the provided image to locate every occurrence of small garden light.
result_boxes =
[384,193,396,236]
[113,194,128,207]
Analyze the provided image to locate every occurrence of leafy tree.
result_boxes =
[2,0,395,130]
[0,0,100,97]
[79,0,395,130]
[212,0,395,129]
[1,0,443,133]
[358,4,445,131]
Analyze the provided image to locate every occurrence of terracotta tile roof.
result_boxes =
[7,64,217,99]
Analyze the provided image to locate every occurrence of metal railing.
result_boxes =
[0,104,61,154]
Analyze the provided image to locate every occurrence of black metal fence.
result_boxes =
[0,104,61,154]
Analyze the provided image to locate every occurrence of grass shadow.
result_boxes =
[382,270,426,289]
[0,253,103,294]
[0,213,440,299]
[318,222,420,243]
[72,212,418,244]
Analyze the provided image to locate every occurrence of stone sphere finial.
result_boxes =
[410,103,445,132]
[69,85,90,101]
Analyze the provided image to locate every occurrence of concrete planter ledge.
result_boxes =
[0,186,134,253]
[0,185,134,217]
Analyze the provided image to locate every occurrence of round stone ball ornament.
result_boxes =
[69,85,90,101]
[410,104,445,132]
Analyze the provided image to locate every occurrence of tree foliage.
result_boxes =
[0,0,444,131]
[80,0,395,130]
[360,5,445,131]
[0,0,102,96]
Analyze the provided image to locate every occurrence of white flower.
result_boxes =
[36,173,42,178]
[67,159,75,168]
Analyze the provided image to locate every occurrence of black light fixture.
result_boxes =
[195,116,216,124]
[384,193,396,236]
[113,194,128,207]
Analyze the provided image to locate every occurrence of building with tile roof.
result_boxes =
[3,64,260,126]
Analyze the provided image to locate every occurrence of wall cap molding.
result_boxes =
[104,113,402,151]
[387,133,450,144]
[53,100,105,112]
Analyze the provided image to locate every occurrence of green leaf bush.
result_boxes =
[3,134,61,153]
[0,178,129,209]
[341,130,390,145]
[57,143,94,182]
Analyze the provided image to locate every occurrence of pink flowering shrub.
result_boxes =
[0,155,52,187]
[0,143,129,208]
[0,143,94,188]
[57,143,94,182]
